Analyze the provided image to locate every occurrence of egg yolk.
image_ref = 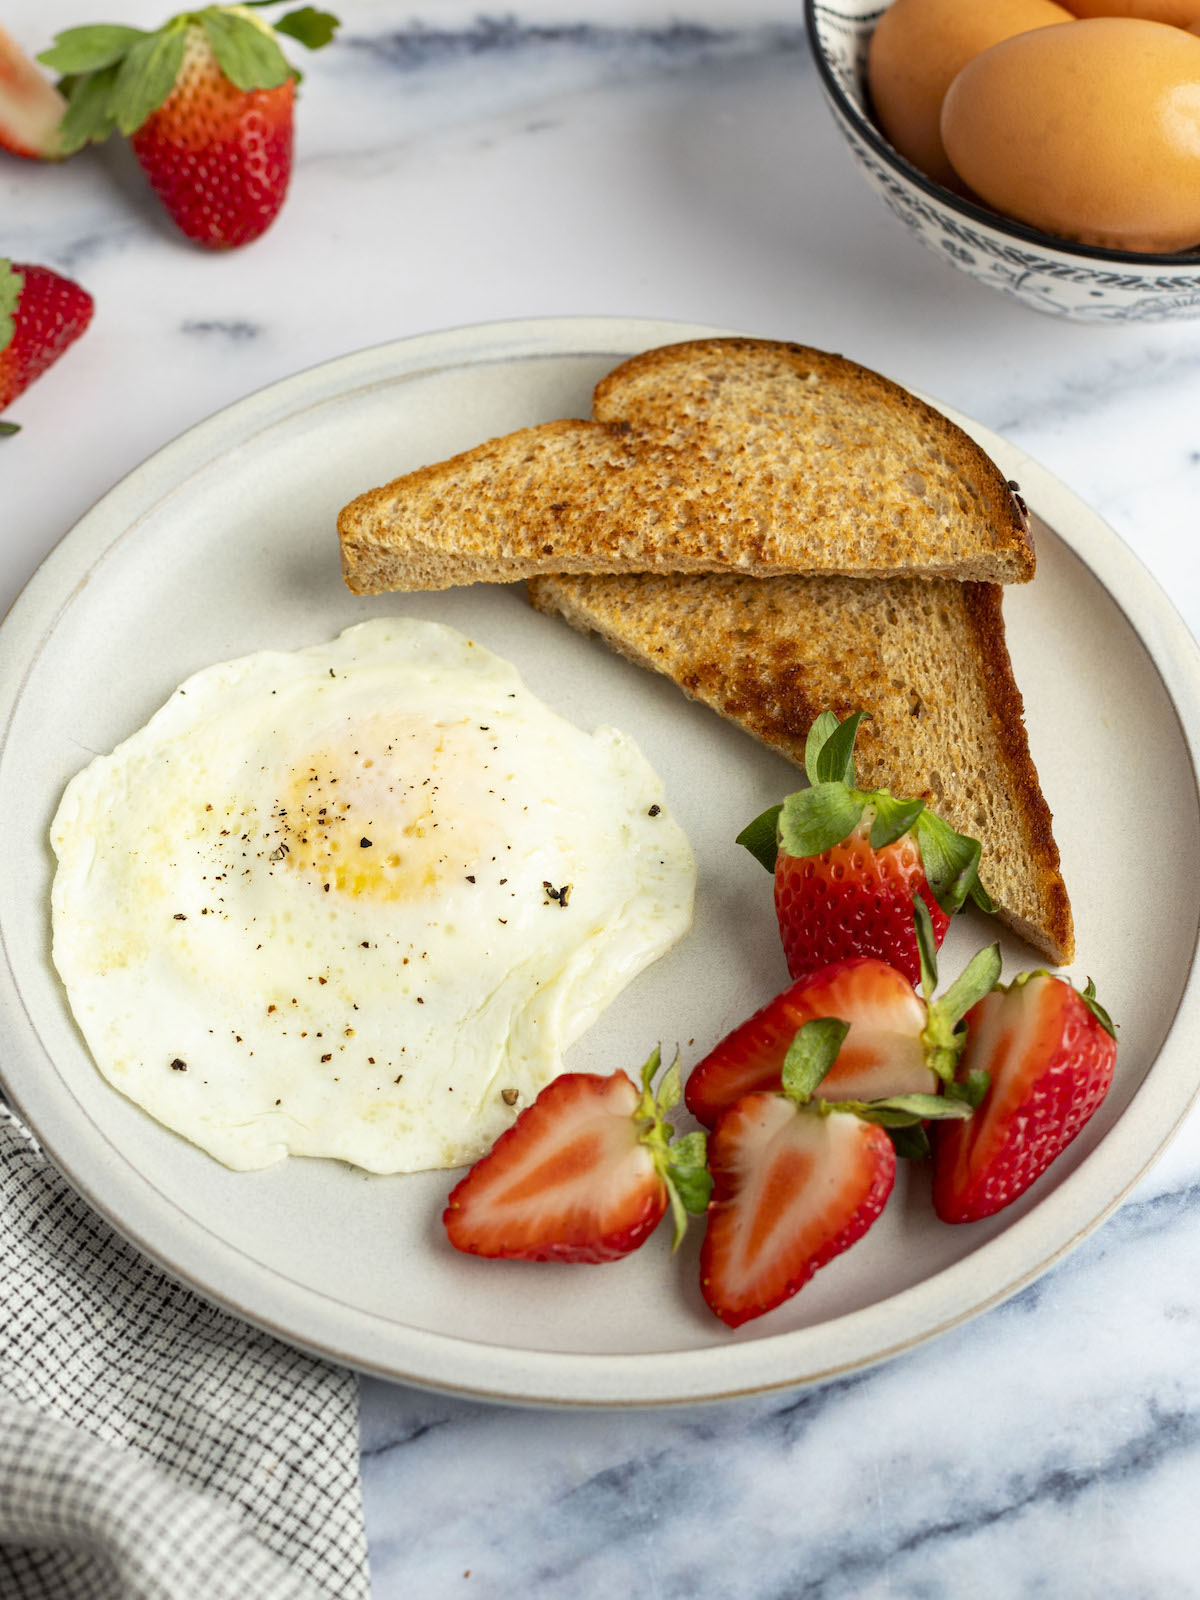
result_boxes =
[277,716,486,903]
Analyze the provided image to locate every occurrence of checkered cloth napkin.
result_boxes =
[0,1104,369,1600]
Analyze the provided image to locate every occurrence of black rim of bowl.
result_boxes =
[802,0,1200,272]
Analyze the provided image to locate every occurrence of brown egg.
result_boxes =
[867,0,1075,187]
[941,19,1200,252]
[1064,0,1200,23]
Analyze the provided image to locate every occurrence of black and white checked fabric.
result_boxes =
[0,1105,369,1600]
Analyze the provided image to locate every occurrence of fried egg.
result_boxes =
[50,619,696,1172]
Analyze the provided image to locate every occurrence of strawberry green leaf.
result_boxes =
[657,1051,683,1115]
[868,791,925,851]
[663,1130,710,1249]
[669,1129,708,1175]
[812,710,867,787]
[735,802,781,873]
[274,7,340,49]
[969,877,996,915]
[0,420,21,436]
[945,1069,991,1110]
[668,1159,712,1211]
[39,24,148,75]
[665,1163,712,1250]
[778,783,865,860]
[804,710,841,785]
[1081,978,1116,1039]
[914,809,984,916]
[58,64,122,153]
[201,10,293,91]
[0,261,24,352]
[637,1043,662,1099]
[888,1124,931,1160]
[781,1017,849,1102]
[861,1092,973,1122]
[912,894,939,1001]
[938,942,1002,1031]
[113,26,187,136]
[918,916,1000,1083]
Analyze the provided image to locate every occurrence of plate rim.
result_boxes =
[3,313,1199,1406]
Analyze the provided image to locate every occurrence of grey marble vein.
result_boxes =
[180,320,263,342]
[346,18,808,75]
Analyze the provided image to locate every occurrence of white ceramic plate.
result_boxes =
[2,317,1199,1407]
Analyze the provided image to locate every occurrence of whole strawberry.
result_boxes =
[738,710,993,986]
[0,259,94,434]
[40,5,339,249]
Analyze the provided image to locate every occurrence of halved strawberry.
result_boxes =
[700,1018,971,1327]
[0,260,94,433]
[687,959,930,1126]
[39,6,339,249]
[738,710,992,986]
[0,24,67,159]
[932,973,1117,1223]
[686,909,1002,1132]
[443,1048,710,1263]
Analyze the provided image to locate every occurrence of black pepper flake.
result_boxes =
[321,1053,332,1063]
[173,912,186,922]
[501,1088,519,1106]
[170,1058,187,1072]
[648,804,661,817]
[360,837,372,848]
[466,875,475,884]
[275,1098,281,1105]
[394,1074,403,1084]
[416,996,424,1005]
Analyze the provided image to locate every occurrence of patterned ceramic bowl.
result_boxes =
[805,0,1200,323]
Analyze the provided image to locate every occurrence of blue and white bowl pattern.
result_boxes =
[806,0,1200,323]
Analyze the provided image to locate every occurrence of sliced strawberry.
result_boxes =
[39,6,339,250]
[0,260,94,429]
[932,973,1117,1223]
[0,25,67,160]
[687,911,1002,1130]
[701,1094,895,1328]
[738,710,992,986]
[443,1049,710,1263]
[699,1018,971,1327]
[686,958,932,1127]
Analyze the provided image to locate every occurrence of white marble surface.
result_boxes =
[6,1,1200,1594]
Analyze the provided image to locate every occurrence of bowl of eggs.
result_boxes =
[805,0,1200,321]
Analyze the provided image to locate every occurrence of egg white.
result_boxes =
[50,619,696,1172]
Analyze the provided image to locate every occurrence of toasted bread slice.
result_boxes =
[338,339,1035,594]
[527,571,1073,965]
